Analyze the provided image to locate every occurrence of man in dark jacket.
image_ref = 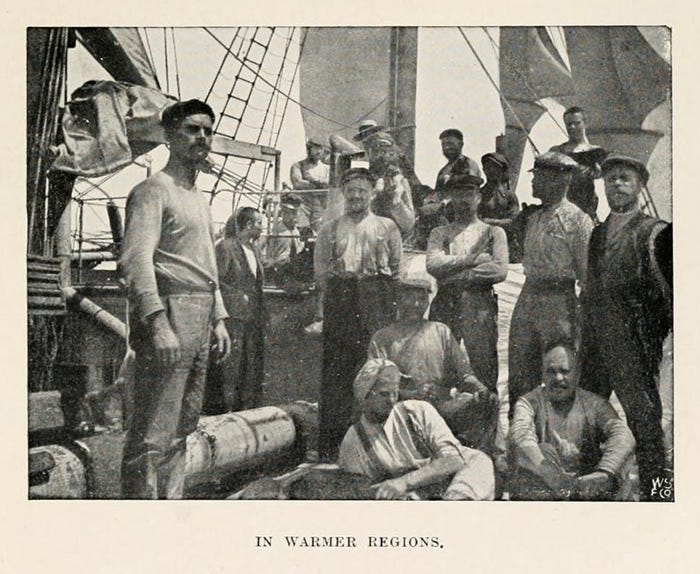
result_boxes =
[205,207,265,413]
[580,154,672,501]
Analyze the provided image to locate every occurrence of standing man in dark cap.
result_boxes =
[580,154,672,501]
[290,135,330,232]
[414,129,482,249]
[507,152,593,419]
[434,128,482,197]
[314,167,403,460]
[120,99,231,498]
[479,152,521,261]
[478,152,520,228]
[427,174,508,396]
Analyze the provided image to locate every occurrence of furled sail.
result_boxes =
[74,28,160,90]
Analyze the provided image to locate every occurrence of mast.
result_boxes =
[387,27,418,167]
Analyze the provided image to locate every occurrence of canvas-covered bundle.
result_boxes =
[51,80,177,177]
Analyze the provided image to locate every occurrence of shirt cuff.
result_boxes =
[135,292,165,323]
[212,289,229,322]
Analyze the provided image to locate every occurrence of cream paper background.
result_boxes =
[4,2,699,572]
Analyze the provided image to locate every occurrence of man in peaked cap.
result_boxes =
[425,173,508,462]
[263,193,305,279]
[427,174,508,396]
[507,151,593,420]
[579,153,672,502]
[290,135,330,232]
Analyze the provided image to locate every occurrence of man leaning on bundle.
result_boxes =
[339,358,495,500]
[508,341,635,501]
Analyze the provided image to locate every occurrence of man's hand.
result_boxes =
[211,320,231,364]
[551,430,581,461]
[149,312,180,367]
[419,383,442,403]
[574,471,614,500]
[474,389,499,409]
[372,476,410,500]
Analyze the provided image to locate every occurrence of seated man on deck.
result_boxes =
[508,341,635,501]
[339,358,495,500]
[368,276,499,455]
[263,193,306,284]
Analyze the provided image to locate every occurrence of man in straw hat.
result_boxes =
[338,358,495,500]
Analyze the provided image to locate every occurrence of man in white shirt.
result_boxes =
[314,168,403,460]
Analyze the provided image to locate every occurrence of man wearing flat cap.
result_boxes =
[413,129,482,248]
[427,174,508,391]
[120,99,231,498]
[368,276,499,454]
[338,358,495,500]
[579,154,672,501]
[507,152,593,420]
[290,135,330,232]
[263,193,305,279]
[434,129,482,195]
[314,168,403,460]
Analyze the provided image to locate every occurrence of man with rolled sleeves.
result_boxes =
[580,154,672,501]
[368,276,499,454]
[314,167,403,460]
[120,99,231,499]
[507,152,593,419]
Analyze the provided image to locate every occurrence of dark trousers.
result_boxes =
[204,317,264,414]
[581,303,667,502]
[121,294,213,499]
[508,282,578,419]
[319,275,396,460]
[430,286,499,392]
